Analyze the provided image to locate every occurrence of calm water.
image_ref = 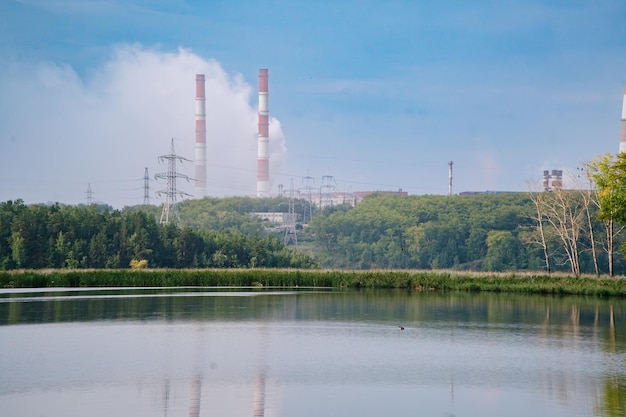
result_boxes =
[0,287,624,417]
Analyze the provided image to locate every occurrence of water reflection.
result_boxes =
[0,288,624,417]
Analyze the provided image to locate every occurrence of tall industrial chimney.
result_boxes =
[619,77,626,153]
[257,69,270,197]
[195,74,207,195]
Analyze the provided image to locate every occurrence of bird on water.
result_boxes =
[399,325,405,330]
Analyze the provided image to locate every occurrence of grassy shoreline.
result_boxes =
[1,269,626,297]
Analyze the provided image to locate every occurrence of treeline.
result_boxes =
[0,200,317,270]
[308,193,626,274]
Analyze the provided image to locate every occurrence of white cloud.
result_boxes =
[0,45,288,206]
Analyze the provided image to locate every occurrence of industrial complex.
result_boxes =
[156,69,626,222]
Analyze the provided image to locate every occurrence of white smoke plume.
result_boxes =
[0,45,288,207]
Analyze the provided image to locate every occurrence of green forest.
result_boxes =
[308,192,626,274]
[0,200,316,270]
[1,191,624,275]
[3,153,626,275]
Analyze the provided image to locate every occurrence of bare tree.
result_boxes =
[572,168,599,275]
[527,188,552,274]
[543,188,584,275]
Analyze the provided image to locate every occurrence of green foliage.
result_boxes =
[587,153,626,223]
[2,269,626,297]
[0,200,317,270]
[483,231,521,272]
[176,196,309,233]
[308,193,626,274]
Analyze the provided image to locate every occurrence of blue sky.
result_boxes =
[1,0,625,207]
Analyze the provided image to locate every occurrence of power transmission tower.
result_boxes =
[143,167,151,205]
[86,183,94,205]
[300,170,315,224]
[320,171,337,212]
[284,178,298,247]
[155,138,193,225]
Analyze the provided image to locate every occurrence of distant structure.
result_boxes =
[300,171,316,223]
[320,171,337,209]
[284,179,298,247]
[143,167,150,205]
[155,139,192,225]
[257,69,270,197]
[195,74,207,196]
[313,189,407,209]
[85,183,94,205]
[448,161,454,196]
[543,169,563,192]
[353,189,408,204]
[619,77,626,153]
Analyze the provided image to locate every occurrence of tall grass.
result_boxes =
[1,269,625,297]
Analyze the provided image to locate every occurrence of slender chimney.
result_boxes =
[195,74,207,195]
[448,161,453,196]
[619,77,626,153]
[257,69,270,197]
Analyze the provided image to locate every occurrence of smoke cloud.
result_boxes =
[0,45,288,207]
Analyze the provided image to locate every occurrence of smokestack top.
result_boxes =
[195,74,205,99]
[259,69,268,93]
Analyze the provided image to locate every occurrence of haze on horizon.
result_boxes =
[1,0,625,208]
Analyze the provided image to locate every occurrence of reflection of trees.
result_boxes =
[2,289,624,416]
[595,376,625,417]
[593,304,625,417]
[1,290,624,343]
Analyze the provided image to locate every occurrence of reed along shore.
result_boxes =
[1,269,626,297]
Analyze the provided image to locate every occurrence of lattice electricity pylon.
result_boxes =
[300,171,316,224]
[284,178,298,247]
[85,183,94,205]
[319,171,337,212]
[155,138,193,225]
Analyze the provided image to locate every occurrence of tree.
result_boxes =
[10,231,26,268]
[585,153,626,276]
[483,231,521,272]
[526,189,552,274]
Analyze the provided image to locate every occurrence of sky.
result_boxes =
[1,0,625,207]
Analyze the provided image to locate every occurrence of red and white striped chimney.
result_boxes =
[195,74,207,195]
[257,69,270,197]
[619,77,626,153]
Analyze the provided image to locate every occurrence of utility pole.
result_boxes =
[143,167,151,205]
[155,138,193,225]
[284,178,298,247]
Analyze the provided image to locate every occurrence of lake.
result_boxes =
[0,287,624,416]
